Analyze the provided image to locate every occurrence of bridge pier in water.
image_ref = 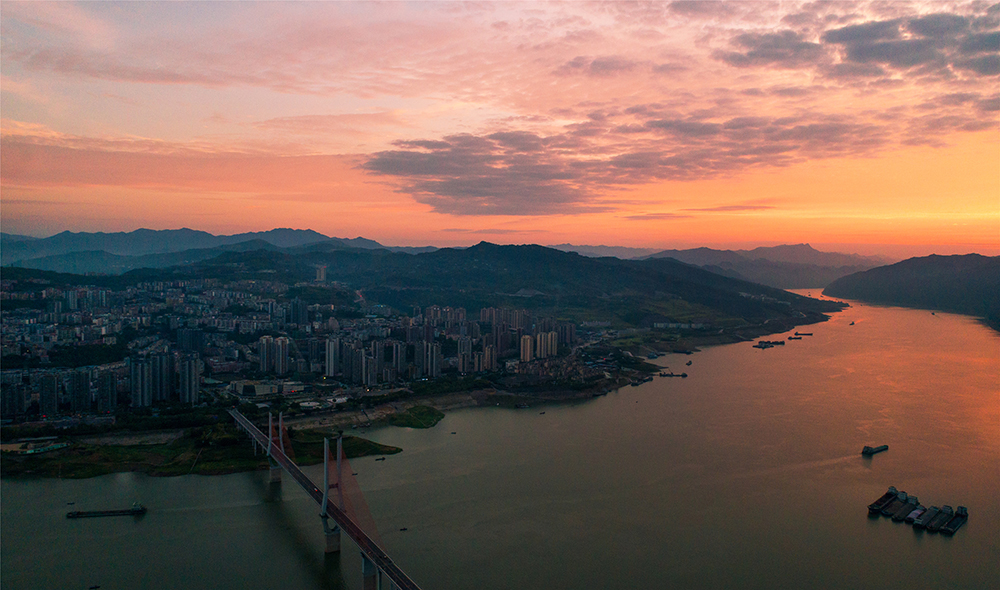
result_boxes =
[361,554,377,590]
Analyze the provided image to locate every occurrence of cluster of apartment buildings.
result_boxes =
[1,275,580,421]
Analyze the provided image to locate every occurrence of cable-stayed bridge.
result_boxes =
[229,409,421,590]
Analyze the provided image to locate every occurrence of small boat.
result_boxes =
[861,445,888,456]
[849,321,855,325]
[399,527,408,532]
[939,506,968,535]
[880,491,909,517]
[794,332,813,336]
[539,412,545,415]
[892,496,919,521]
[375,457,386,461]
[904,506,926,524]
[686,361,692,366]
[913,506,939,529]
[788,336,802,340]
[926,505,955,532]
[867,486,898,514]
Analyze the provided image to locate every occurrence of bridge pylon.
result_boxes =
[321,435,344,553]
[267,413,281,483]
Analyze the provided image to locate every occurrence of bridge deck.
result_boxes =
[229,409,421,590]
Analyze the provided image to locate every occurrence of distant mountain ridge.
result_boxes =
[2,230,886,288]
[642,244,890,289]
[16,241,840,329]
[0,228,436,270]
[823,254,1000,329]
[547,244,660,259]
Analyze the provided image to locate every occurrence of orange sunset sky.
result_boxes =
[1,1,998,257]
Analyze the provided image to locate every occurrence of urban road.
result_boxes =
[229,409,422,590]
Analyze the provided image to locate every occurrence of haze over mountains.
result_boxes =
[2,241,845,332]
[642,244,891,289]
[2,229,889,289]
[824,254,1000,330]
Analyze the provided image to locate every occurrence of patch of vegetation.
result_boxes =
[0,423,402,479]
[286,429,402,463]
[0,341,130,369]
[388,405,445,429]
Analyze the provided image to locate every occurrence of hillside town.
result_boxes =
[0,273,633,425]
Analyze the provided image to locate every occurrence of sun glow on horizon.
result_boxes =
[1,1,998,257]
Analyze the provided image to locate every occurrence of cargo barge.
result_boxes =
[867,486,898,514]
[67,503,147,519]
[939,506,968,535]
[865,489,968,535]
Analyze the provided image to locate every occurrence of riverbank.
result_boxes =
[0,425,400,479]
[1,309,834,479]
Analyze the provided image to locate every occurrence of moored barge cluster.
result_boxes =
[866,486,968,535]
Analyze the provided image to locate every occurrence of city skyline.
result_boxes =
[2,1,998,257]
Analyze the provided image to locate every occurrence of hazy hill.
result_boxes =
[3,242,846,329]
[547,244,660,259]
[644,244,886,289]
[7,240,287,275]
[0,229,435,271]
[167,242,845,327]
[823,254,1000,329]
[0,233,39,245]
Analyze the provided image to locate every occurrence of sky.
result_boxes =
[1,1,998,257]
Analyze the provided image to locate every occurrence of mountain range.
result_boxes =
[2,230,887,288]
[641,244,891,289]
[824,254,1000,329]
[2,241,845,330]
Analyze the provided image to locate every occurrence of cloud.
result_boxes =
[645,119,722,137]
[906,14,970,39]
[556,55,642,77]
[960,31,1000,54]
[622,212,693,221]
[821,13,1000,79]
[682,205,775,212]
[844,38,943,69]
[715,30,827,69]
[440,228,545,234]
[821,20,902,44]
[976,95,1000,111]
[4,1,998,225]
[253,112,410,135]
[362,133,599,216]
[360,95,993,216]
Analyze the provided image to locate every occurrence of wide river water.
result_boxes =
[4,297,999,589]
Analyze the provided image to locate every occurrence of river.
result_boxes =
[4,299,999,589]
